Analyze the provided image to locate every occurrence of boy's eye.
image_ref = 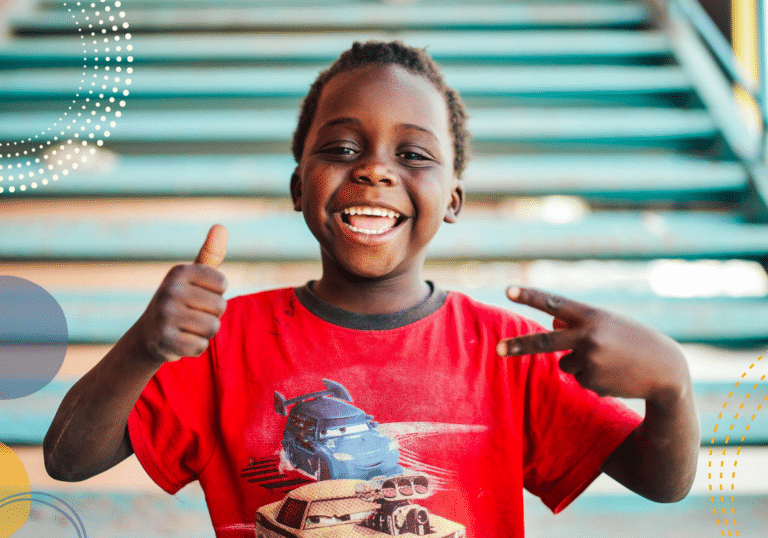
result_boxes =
[320,145,357,157]
[398,150,432,163]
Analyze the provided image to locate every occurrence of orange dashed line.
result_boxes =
[734,413,739,419]
[749,364,755,369]
[719,413,723,419]
[725,435,730,444]
[736,447,741,455]
[715,424,719,432]
[753,384,758,389]
[751,414,756,420]
[741,372,747,378]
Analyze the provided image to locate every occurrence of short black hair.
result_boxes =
[291,41,470,178]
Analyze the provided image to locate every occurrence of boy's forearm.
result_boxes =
[602,380,700,502]
[44,323,162,481]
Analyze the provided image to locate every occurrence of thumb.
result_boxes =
[195,224,228,268]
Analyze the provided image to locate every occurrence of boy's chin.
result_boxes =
[325,253,408,282]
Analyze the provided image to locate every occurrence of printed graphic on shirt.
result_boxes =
[234,378,485,535]
[239,379,487,493]
[253,475,466,538]
[275,379,403,481]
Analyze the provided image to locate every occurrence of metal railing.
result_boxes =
[670,0,768,158]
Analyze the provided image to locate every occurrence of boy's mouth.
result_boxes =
[339,206,407,235]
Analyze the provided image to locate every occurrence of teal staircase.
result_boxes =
[2,1,768,536]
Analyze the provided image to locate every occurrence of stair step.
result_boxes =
[0,65,692,100]
[0,31,671,67]
[4,286,764,344]
[2,153,746,200]
[1,203,767,261]
[11,2,651,35]
[0,107,717,144]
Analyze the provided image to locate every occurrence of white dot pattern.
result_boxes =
[0,0,131,195]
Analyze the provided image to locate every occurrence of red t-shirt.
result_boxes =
[128,287,641,537]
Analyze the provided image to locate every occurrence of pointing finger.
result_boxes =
[195,224,228,268]
[506,286,594,323]
[496,328,583,357]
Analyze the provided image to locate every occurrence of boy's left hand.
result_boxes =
[496,286,689,404]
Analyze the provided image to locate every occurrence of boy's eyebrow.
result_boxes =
[319,117,439,142]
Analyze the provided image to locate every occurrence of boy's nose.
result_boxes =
[352,161,397,186]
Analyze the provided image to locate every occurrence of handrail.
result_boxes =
[669,0,768,160]
[671,0,759,97]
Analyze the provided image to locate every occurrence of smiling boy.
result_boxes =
[45,42,699,537]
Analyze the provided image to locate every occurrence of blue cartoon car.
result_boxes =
[274,379,402,481]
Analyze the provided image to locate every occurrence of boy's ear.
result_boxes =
[444,180,463,224]
[290,169,302,212]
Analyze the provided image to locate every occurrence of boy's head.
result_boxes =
[292,41,470,179]
[290,41,469,282]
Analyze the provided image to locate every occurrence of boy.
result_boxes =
[44,42,700,537]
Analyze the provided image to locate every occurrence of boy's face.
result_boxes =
[294,64,463,281]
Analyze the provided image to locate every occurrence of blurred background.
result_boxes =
[1,0,768,535]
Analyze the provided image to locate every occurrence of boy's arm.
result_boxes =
[497,286,700,503]
[44,225,229,482]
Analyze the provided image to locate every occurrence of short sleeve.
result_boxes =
[522,349,642,514]
[127,345,219,494]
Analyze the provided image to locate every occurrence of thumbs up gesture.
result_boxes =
[135,224,230,363]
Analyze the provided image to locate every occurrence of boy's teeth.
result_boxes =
[341,207,401,234]
[342,207,400,219]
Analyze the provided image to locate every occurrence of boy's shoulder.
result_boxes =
[439,289,550,337]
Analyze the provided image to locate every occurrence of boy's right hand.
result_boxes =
[135,224,229,363]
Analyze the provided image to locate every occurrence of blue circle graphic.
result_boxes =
[0,276,68,399]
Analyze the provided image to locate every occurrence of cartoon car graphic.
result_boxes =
[254,477,466,537]
[275,379,402,481]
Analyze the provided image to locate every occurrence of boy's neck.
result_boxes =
[311,264,431,315]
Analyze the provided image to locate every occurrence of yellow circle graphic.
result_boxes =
[0,442,31,537]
